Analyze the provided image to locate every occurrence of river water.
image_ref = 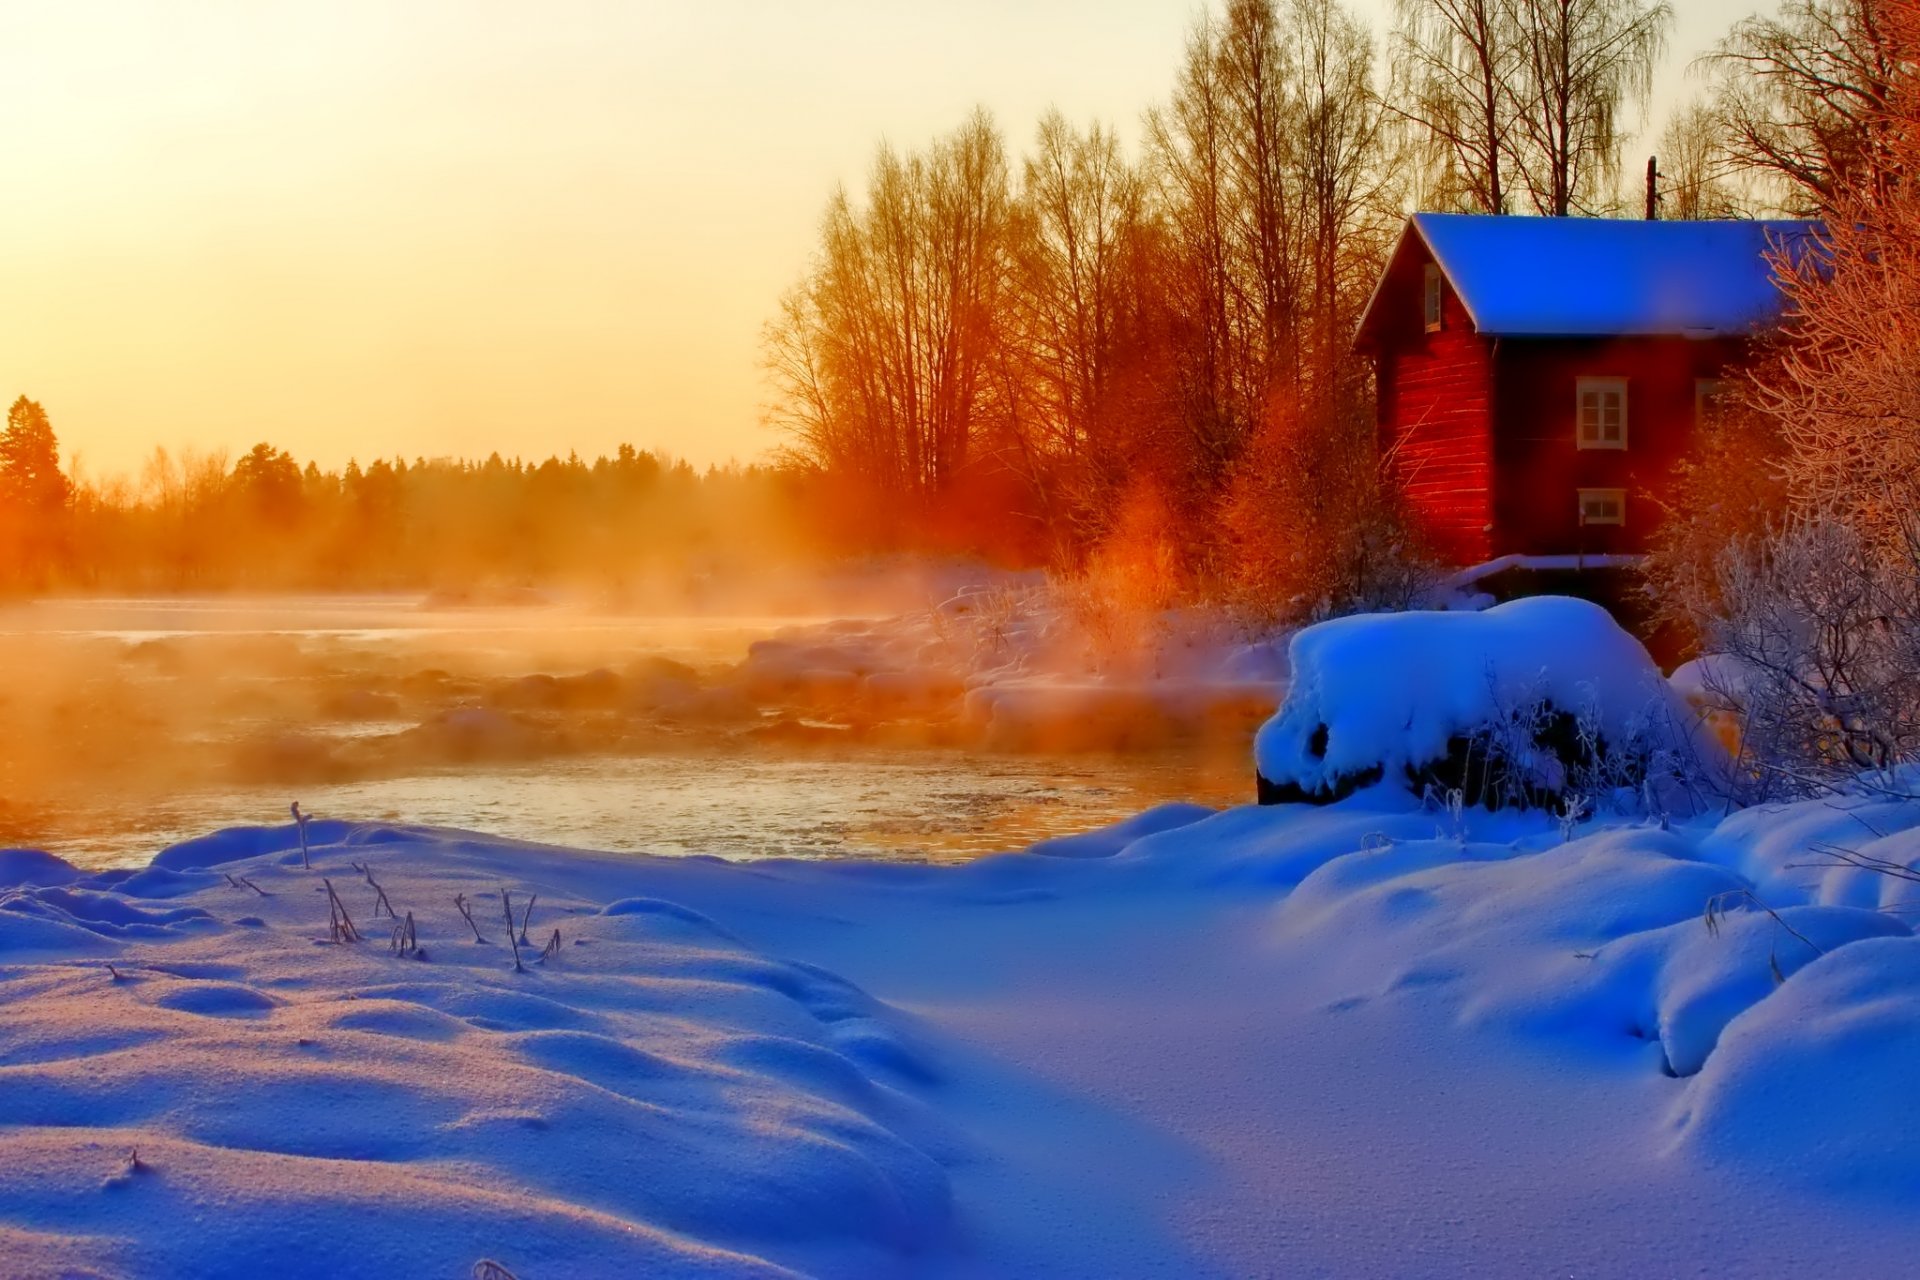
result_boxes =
[0,595,1253,870]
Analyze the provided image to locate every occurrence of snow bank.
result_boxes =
[1065,790,1920,1198]
[11,774,1920,1271]
[1254,596,1707,807]
[0,826,953,1277]
[731,585,1289,754]
[1671,933,1920,1189]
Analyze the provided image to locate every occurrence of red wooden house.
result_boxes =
[1356,214,1819,568]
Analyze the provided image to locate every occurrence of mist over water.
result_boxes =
[0,589,1251,870]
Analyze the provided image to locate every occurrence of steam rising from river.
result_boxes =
[0,570,1276,868]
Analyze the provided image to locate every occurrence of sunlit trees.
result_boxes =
[1005,111,1153,548]
[1647,1,1920,794]
[765,111,1017,542]
[1503,0,1672,216]
[0,397,73,588]
[761,0,1409,612]
[1657,100,1749,219]
[1288,0,1396,386]
[1389,0,1522,212]
[1704,0,1902,212]
[1389,0,1668,217]
[0,439,809,594]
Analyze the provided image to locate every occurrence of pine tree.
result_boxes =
[0,397,71,514]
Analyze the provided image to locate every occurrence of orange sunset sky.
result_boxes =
[5,0,1758,480]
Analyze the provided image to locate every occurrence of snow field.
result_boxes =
[7,785,1920,1274]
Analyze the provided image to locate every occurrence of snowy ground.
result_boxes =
[7,786,1920,1277]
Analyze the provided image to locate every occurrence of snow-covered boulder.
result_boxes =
[1254,597,1710,808]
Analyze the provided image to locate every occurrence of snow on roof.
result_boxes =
[1378,214,1823,339]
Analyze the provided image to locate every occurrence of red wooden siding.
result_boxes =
[1489,337,1741,556]
[1368,244,1494,564]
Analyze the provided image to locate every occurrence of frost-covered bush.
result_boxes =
[1677,518,1920,803]
[1220,396,1437,626]
[1254,597,1718,812]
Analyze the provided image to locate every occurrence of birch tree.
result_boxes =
[1504,0,1671,216]
[1389,0,1522,212]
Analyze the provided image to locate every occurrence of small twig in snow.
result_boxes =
[290,801,311,869]
[518,893,536,946]
[1793,840,1920,885]
[389,910,421,958]
[323,878,362,943]
[454,893,487,943]
[501,889,525,973]
[1704,888,1821,984]
[362,868,395,919]
[539,928,561,963]
[225,873,268,897]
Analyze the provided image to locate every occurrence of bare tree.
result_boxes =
[1389,0,1523,213]
[1013,112,1141,468]
[1657,99,1750,219]
[1147,15,1256,483]
[1688,519,1920,803]
[763,111,1015,524]
[1286,0,1397,385]
[1703,0,1901,213]
[1218,0,1304,402]
[1504,0,1672,216]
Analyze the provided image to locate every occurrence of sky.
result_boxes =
[2,0,1763,481]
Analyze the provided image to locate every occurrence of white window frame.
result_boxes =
[1578,487,1627,527]
[1695,378,1725,423]
[1422,264,1443,333]
[1576,377,1628,450]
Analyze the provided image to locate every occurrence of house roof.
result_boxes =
[1357,213,1824,344]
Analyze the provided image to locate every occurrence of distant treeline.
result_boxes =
[0,397,812,594]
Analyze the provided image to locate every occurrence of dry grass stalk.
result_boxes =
[323,878,362,943]
[501,889,525,973]
[454,893,487,943]
[224,873,268,897]
[290,801,311,870]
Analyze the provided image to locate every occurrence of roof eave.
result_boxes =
[1352,214,1487,353]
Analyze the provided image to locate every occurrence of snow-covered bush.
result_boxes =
[1254,597,1717,811]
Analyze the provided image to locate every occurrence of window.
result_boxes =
[1422,265,1443,332]
[1576,377,1628,449]
[1695,378,1725,423]
[1578,488,1626,527]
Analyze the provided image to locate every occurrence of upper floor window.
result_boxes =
[1577,377,1627,449]
[1422,265,1443,332]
